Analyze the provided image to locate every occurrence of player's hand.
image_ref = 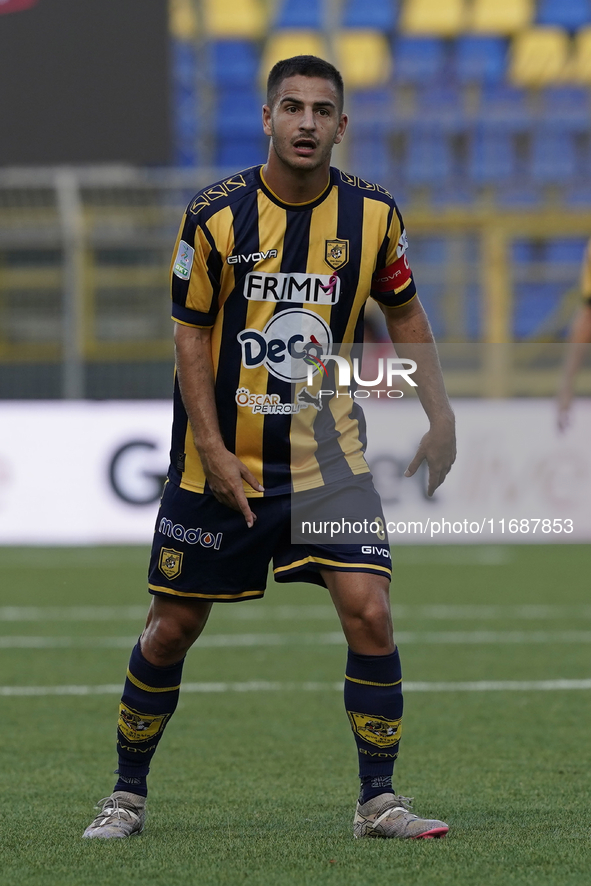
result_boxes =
[199,446,264,528]
[405,416,456,497]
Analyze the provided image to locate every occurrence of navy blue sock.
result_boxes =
[344,647,403,805]
[113,641,185,797]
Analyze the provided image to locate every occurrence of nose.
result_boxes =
[300,106,316,131]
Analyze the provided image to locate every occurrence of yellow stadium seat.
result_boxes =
[509,27,569,86]
[335,31,392,89]
[469,0,534,35]
[261,31,329,80]
[399,0,466,37]
[569,27,591,83]
[203,0,266,39]
[169,0,198,41]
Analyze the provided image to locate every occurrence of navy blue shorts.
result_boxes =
[148,476,392,602]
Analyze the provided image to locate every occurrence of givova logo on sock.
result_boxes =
[118,703,171,743]
[347,712,402,748]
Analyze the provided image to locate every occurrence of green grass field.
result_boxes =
[1,544,590,886]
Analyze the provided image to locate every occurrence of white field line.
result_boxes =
[2,679,591,697]
[4,630,591,649]
[2,604,591,622]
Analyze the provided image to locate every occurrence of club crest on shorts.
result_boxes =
[118,703,171,742]
[347,711,402,747]
[324,239,349,270]
[158,547,183,580]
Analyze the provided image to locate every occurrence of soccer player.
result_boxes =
[83,56,456,841]
[557,238,591,430]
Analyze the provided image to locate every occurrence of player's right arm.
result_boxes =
[174,322,263,527]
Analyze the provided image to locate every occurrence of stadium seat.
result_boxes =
[260,31,328,78]
[342,0,398,30]
[546,238,588,263]
[275,0,322,29]
[399,0,465,37]
[335,31,392,89]
[215,88,264,137]
[169,0,198,40]
[203,0,266,38]
[469,127,519,182]
[537,0,591,31]
[215,138,267,169]
[540,87,591,130]
[348,88,393,133]
[569,26,591,82]
[392,36,448,83]
[530,127,578,182]
[349,135,391,183]
[476,84,532,130]
[513,283,564,338]
[468,0,534,35]
[509,27,570,86]
[414,84,467,132]
[210,41,259,86]
[405,124,454,184]
[454,36,508,83]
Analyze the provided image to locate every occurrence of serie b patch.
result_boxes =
[347,711,402,748]
[324,239,349,270]
[173,239,194,280]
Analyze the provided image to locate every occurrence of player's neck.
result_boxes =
[261,154,331,205]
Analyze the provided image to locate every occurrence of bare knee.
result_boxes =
[341,598,394,654]
[141,597,212,666]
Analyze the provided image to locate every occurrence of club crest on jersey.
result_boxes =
[237,308,332,383]
[118,703,171,742]
[347,712,402,748]
[158,547,183,580]
[324,239,349,271]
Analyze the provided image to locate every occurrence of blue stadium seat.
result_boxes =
[348,89,393,134]
[414,84,467,132]
[405,125,454,184]
[349,136,391,184]
[454,36,508,83]
[392,36,447,83]
[540,87,591,131]
[469,127,519,182]
[275,0,322,29]
[215,138,266,169]
[530,128,577,182]
[210,41,259,85]
[536,0,591,30]
[476,84,532,131]
[546,238,588,263]
[342,0,398,30]
[215,88,264,137]
[513,283,565,339]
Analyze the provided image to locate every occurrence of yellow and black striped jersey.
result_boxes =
[169,164,416,496]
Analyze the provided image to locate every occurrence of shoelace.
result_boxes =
[93,797,138,823]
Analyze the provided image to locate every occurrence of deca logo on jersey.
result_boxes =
[237,308,333,383]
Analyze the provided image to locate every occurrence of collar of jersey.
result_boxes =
[258,166,332,211]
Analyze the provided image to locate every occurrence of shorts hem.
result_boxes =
[273,555,392,579]
[148,583,265,602]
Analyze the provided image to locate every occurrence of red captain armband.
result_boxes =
[371,254,412,294]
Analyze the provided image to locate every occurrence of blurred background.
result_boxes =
[1,0,591,403]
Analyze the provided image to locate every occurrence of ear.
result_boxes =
[262,104,272,137]
[334,113,348,145]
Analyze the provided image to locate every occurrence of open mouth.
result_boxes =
[293,138,317,156]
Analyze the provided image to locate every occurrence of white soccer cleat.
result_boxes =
[82,791,146,839]
[354,793,449,839]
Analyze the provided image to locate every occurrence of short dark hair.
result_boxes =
[266,55,344,112]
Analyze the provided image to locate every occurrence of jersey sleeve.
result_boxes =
[581,238,591,302]
[370,203,417,308]
[170,210,222,327]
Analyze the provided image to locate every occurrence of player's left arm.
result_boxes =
[380,297,456,496]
